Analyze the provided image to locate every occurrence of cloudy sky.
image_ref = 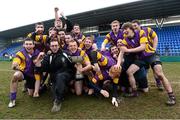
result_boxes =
[0,0,139,31]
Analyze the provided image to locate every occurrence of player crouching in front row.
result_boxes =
[8,38,42,108]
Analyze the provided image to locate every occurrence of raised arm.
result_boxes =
[54,7,60,21]
[101,34,110,51]
[116,50,124,68]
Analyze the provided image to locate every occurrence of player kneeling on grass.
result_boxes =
[8,38,41,108]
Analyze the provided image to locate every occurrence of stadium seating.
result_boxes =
[154,26,180,56]
[0,26,180,57]
[0,42,22,57]
[95,26,180,56]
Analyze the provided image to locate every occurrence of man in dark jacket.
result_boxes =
[35,40,76,112]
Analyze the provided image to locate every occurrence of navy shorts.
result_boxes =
[23,74,35,89]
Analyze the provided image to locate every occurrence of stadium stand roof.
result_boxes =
[1,0,180,39]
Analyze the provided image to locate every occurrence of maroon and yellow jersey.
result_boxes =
[121,30,155,58]
[102,29,124,46]
[13,48,40,79]
[27,32,48,52]
[141,27,157,47]
[70,49,90,66]
[73,33,86,49]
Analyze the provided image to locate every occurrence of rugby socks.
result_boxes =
[132,88,138,97]
[155,78,161,86]
[10,92,16,101]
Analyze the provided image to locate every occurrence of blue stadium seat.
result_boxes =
[146,26,180,56]
[95,26,180,56]
[0,42,22,57]
[1,26,180,57]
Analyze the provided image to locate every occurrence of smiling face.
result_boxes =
[122,22,135,38]
[23,40,35,54]
[73,25,80,34]
[84,37,93,49]
[123,27,134,38]
[49,28,57,38]
[117,39,122,48]
[132,22,141,31]
[50,41,60,53]
[110,46,119,56]
[111,20,120,34]
[58,30,65,40]
[54,19,63,29]
[65,34,73,44]
[35,24,44,34]
[111,22,120,33]
[68,41,78,53]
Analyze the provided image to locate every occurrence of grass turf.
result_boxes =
[0,61,179,119]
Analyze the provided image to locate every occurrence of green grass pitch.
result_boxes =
[0,61,179,119]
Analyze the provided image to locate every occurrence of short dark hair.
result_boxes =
[35,22,44,27]
[109,45,116,50]
[121,22,134,31]
[73,23,80,26]
[68,39,79,47]
[48,27,58,32]
[50,38,59,44]
[24,37,34,44]
[132,19,141,25]
[109,45,117,53]
[58,28,66,33]
[73,23,80,28]
[65,32,73,36]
